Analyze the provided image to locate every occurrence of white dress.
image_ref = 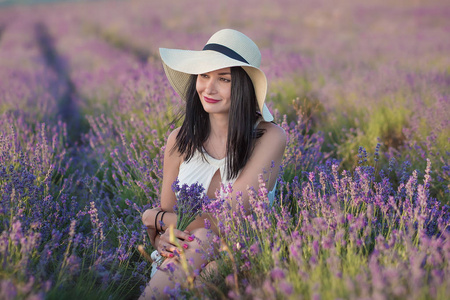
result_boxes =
[177,147,276,204]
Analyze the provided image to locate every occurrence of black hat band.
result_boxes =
[202,43,249,64]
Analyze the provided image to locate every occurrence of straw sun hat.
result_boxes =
[159,29,273,122]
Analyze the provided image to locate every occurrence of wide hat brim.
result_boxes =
[160,48,273,122]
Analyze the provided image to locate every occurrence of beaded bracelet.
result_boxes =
[154,210,163,232]
[159,211,167,231]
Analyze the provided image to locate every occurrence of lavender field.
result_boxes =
[0,0,449,299]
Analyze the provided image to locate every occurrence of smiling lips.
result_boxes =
[203,96,220,103]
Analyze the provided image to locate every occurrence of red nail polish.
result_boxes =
[169,253,174,258]
[188,236,194,242]
[183,244,188,249]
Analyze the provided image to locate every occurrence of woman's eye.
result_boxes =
[220,78,231,83]
[200,74,209,78]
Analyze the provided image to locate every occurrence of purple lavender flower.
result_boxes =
[270,267,286,280]
[249,242,260,256]
[278,280,293,296]
[171,179,208,231]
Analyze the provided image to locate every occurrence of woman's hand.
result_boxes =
[157,228,194,258]
[142,208,195,255]
[142,208,161,246]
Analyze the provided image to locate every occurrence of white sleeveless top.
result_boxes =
[177,118,276,206]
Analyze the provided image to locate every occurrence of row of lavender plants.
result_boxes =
[1,0,449,298]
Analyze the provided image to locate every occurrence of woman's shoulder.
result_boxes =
[165,127,183,160]
[258,121,287,145]
[166,127,181,145]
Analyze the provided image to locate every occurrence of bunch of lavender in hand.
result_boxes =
[171,179,208,231]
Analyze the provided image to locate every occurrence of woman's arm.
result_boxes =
[227,122,287,212]
[142,125,221,250]
[160,128,183,212]
[141,128,211,257]
[142,128,182,248]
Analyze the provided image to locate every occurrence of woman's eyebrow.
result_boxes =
[218,72,231,75]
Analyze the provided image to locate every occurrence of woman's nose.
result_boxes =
[205,79,216,94]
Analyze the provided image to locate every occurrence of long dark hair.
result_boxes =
[173,66,264,180]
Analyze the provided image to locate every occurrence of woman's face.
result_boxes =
[196,67,232,116]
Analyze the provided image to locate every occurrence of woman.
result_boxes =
[141,29,286,298]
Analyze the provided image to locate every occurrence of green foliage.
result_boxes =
[269,75,324,125]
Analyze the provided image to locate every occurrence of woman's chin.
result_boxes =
[201,105,230,116]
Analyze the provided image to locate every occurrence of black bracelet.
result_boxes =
[159,211,167,231]
[155,210,163,232]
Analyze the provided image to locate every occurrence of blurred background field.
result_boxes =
[0,0,449,299]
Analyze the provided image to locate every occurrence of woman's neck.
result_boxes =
[208,113,228,140]
[204,114,228,159]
